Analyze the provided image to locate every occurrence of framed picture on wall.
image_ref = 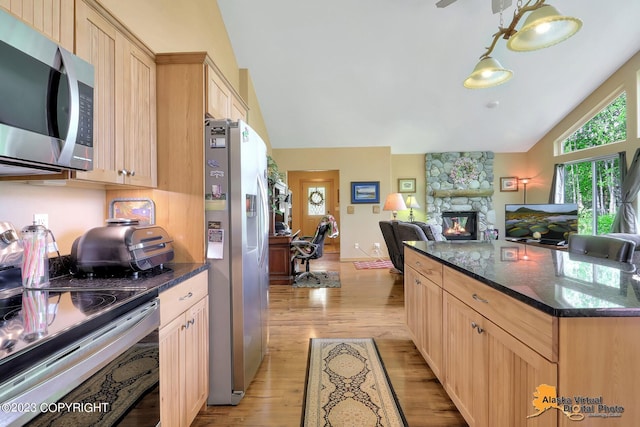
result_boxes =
[500,176,518,192]
[351,181,380,204]
[398,178,416,193]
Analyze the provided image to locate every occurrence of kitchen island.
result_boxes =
[404,240,639,427]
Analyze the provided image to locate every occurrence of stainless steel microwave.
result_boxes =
[0,9,94,176]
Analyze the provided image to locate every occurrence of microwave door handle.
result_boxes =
[53,47,80,167]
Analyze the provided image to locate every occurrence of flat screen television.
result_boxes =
[505,203,578,242]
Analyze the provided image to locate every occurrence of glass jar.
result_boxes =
[20,224,50,288]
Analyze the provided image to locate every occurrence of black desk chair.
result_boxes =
[290,221,331,283]
[567,234,636,263]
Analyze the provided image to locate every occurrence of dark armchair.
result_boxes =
[379,221,438,273]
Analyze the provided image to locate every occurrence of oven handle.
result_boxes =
[54,46,80,168]
[0,298,160,427]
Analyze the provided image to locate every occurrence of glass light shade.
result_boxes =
[383,193,407,211]
[463,57,513,89]
[405,195,420,209]
[507,5,582,52]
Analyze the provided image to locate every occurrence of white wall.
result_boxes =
[0,182,106,254]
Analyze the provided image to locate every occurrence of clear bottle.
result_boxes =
[20,223,50,288]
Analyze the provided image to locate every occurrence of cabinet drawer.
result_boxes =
[405,249,442,287]
[443,266,558,361]
[160,272,208,327]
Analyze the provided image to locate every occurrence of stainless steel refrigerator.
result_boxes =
[204,118,269,405]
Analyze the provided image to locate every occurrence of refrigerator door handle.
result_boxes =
[257,174,269,266]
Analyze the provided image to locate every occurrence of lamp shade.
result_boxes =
[463,57,513,89]
[383,193,407,212]
[405,195,420,209]
[507,5,582,52]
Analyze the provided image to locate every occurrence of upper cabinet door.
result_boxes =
[0,0,74,51]
[118,34,157,188]
[206,65,231,119]
[75,1,121,184]
[74,0,157,187]
[231,95,247,122]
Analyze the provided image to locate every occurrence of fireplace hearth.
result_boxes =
[442,211,478,240]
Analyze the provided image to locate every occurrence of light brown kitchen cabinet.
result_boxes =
[404,250,558,427]
[159,271,209,427]
[206,64,231,119]
[207,63,247,121]
[116,35,157,187]
[74,0,157,187]
[149,52,248,263]
[404,249,443,381]
[231,95,248,121]
[443,290,557,427]
[0,0,74,51]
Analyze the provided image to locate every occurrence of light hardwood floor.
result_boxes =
[192,253,467,426]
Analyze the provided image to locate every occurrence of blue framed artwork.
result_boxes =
[351,181,380,204]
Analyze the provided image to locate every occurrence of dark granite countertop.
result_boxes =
[45,262,209,296]
[0,263,208,370]
[405,240,640,317]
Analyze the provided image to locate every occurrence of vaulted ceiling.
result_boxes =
[217,0,640,154]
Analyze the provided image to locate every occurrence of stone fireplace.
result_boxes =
[425,152,495,237]
[442,211,478,240]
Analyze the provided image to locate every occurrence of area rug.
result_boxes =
[302,338,407,427]
[293,271,341,288]
[353,260,394,270]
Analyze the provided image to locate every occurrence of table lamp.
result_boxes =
[405,195,420,222]
[383,193,406,220]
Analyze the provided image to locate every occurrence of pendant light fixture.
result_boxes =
[507,4,582,51]
[463,57,513,89]
[463,0,582,89]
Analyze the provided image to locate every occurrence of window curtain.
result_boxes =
[611,148,640,233]
[548,164,565,203]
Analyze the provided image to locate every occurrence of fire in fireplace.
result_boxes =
[442,211,478,240]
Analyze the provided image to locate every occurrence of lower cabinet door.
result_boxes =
[444,292,558,427]
[184,297,209,425]
[159,314,186,427]
[404,267,423,347]
[444,293,488,427]
[420,276,443,381]
[484,319,558,427]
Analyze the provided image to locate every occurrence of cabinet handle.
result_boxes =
[414,261,422,267]
[119,168,128,176]
[129,170,136,177]
[471,322,485,334]
[179,292,193,301]
[472,293,489,304]
[414,278,421,286]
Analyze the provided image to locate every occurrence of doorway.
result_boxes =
[288,170,340,253]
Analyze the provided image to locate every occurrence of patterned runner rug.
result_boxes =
[353,260,394,270]
[302,338,407,427]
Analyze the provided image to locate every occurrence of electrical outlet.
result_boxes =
[33,213,48,229]
[354,243,360,249]
[373,242,381,249]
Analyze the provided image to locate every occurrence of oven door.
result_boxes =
[0,298,160,427]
